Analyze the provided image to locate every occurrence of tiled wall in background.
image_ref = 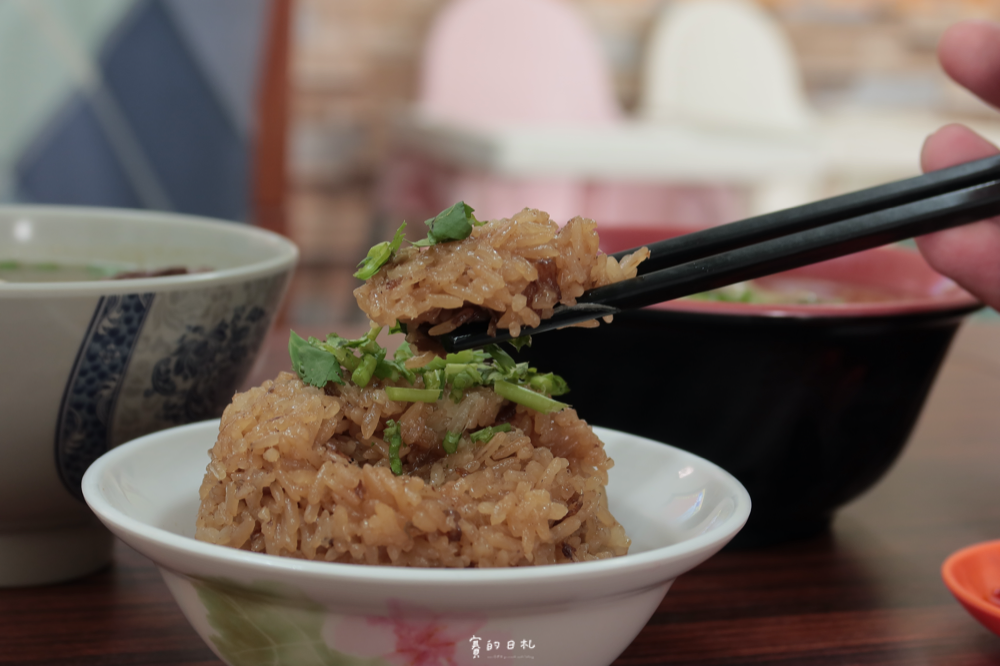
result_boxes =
[285,0,1000,268]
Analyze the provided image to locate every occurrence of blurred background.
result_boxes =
[3,0,1000,327]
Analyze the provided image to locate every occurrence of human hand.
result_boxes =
[918,20,1000,309]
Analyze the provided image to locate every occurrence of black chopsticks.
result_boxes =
[438,154,1000,352]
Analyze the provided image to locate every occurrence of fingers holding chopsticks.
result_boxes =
[917,20,1000,310]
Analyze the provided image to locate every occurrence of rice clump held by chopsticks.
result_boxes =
[195,371,630,567]
[354,208,650,338]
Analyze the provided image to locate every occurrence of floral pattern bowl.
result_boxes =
[82,419,750,666]
[0,206,297,586]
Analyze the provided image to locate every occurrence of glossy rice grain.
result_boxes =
[195,372,630,567]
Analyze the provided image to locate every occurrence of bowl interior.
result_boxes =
[943,540,1000,635]
[84,420,750,576]
[598,224,978,317]
[0,206,297,289]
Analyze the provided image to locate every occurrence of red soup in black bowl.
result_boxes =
[512,225,982,548]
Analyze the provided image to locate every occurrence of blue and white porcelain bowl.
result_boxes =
[83,420,750,666]
[0,206,298,586]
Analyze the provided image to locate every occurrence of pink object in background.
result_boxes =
[419,0,620,127]
[583,180,747,231]
[384,0,620,224]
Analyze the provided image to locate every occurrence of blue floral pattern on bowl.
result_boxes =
[55,274,288,499]
[55,293,154,499]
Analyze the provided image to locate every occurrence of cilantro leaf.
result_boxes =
[507,335,532,351]
[411,201,479,247]
[354,222,406,279]
[289,331,343,387]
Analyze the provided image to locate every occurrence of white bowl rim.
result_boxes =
[83,419,751,588]
[0,204,298,296]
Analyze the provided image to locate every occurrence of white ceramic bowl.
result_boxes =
[0,206,298,586]
[83,419,750,666]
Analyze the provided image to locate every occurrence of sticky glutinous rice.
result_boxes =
[354,208,650,339]
[196,207,636,568]
[195,371,630,567]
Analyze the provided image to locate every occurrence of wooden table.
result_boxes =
[4,318,1000,666]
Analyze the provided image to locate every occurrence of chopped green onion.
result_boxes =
[351,354,378,387]
[385,386,441,403]
[470,423,513,444]
[383,420,403,475]
[442,431,461,454]
[492,381,567,414]
[394,341,414,362]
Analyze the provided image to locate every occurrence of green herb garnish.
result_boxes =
[442,431,462,454]
[289,324,414,389]
[288,327,569,474]
[288,327,568,405]
[507,335,532,351]
[289,331,344,387]
[384,386,440,402]
[412,201,480,247]
[354,222,406,279]
[383,419,404,474]
[493,381,568,414]
[353,202,482,282]
[470,423,513,444]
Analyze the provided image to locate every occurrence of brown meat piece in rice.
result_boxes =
[195,372,631,567]
[354,208,649,339]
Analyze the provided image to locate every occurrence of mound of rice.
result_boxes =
[195,371,630,567]
[354,208,649,338]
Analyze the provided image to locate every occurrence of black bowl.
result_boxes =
[514,238,980,548]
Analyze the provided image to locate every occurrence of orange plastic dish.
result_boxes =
[942,540,1000,636]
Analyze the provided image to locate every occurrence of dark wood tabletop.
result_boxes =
[4,314,1000,666]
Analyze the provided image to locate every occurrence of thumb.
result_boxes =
[916,124,1000,309]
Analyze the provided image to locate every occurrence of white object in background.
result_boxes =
[394,115,819,181]
[638,0,813,135]
[636,0,820,216]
